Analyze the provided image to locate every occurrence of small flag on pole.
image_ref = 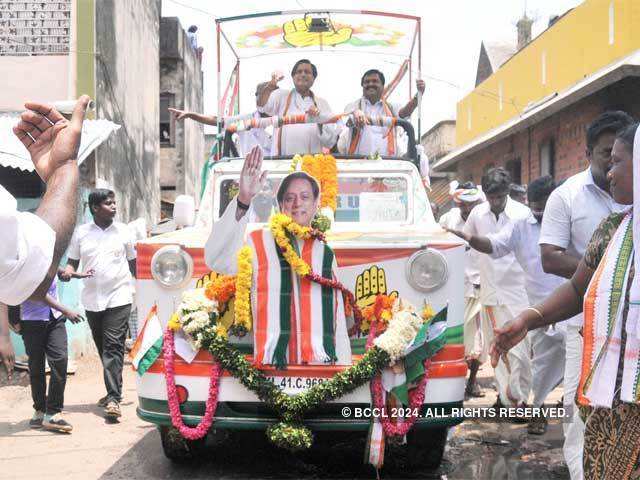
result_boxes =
[130,306,163,376]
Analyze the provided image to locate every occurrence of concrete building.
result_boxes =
[0,0,161,224]
[434,0,640,186]
[159,16,205,217]
[0,0,161,358]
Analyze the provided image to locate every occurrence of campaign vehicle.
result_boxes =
[134,10,466,470]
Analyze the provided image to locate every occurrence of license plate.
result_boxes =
[267,376,327,393]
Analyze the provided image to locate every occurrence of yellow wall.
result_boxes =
[456,0,640,147]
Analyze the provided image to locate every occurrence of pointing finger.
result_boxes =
[70,95,91,131]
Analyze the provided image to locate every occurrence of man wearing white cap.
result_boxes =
[439,181,485,397]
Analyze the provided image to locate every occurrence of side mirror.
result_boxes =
[173,195,195,228]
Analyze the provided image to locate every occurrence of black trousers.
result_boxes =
[21,315,68,415]
[86,304,131,403]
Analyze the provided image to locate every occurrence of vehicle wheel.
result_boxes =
[406,426,448,470]
[159,425,207,463]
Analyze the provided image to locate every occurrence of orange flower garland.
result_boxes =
[361,294,396,334]
[291,154,338,212]
[205,274,236,305]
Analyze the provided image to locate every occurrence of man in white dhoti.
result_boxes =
[448,176,566,434]
[338,69,425,157]
[462,167,531,411]
[439,181,485,397]
[257,60,338,156]
[204,146,351,367]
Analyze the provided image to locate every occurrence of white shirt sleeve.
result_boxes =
[487,221,517,259]
[204,198,250,275]
[0,187,56,305]
[539,189,571,249]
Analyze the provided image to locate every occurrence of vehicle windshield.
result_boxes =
[217,173,411,224]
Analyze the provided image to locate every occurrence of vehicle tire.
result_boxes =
[159,425,207,463]
[405,426,448,470]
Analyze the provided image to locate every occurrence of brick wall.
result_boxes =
[456,77,640,185]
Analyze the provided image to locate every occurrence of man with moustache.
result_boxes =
[338,69,425,156]
[257,59,338,156]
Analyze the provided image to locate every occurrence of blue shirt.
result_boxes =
[20,281,61,321]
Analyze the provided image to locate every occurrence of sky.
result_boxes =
[161,0,583,134]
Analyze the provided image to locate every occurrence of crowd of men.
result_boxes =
[442,110,635,479]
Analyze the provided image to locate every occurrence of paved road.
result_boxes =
[0,355,569,479]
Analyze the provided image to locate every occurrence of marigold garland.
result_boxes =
[290,154,338,212]
[233,246,253,336]
[205,274,236,305]
[362,294,396,334]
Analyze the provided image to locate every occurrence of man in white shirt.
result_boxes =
[61,189,136,420]
[538,110,634,479]
[463,167,531,410]
[439,181,484,397]
[0,96,91,377]
[448,176,566,434]
[338,69,425,157]
[257,59,338,156]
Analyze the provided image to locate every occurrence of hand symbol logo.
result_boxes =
[355,265,398,310]
[283,18,352,48]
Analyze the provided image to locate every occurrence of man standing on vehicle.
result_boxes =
[257,59,338,156]
[60,189,137,420]
[463,167,532,411]
[338,69,425,157]
[439,181,485,398]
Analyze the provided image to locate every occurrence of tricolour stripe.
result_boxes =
[300,238,314,363]
[272,238,292,369]
[322,244,336,361]
[251,231,270,366]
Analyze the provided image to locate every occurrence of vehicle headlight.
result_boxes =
[405,249,448,292]
[151,245,193,289]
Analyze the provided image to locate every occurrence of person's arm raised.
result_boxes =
[13,96,91,300]
[168,108,218,126]
[236,146,267,221]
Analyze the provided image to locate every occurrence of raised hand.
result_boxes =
[270,71,285,87]
[13,95,91,182]
[238,146,268,205]
[416,79,426,94]
[490,317,528,368]
[168,107,189,121]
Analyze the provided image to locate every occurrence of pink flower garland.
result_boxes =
[371,359,431,438]
[163,328,221,440]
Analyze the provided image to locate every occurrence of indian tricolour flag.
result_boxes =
[130,306,163,376]
[385,306,448,405]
